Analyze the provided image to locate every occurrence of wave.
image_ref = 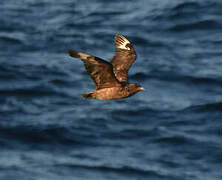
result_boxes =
[0,36,23,45]
[89,11,125,17]
[131,72,149,81]
[0,125,98,147]
[170,20,221,32]
[184,102,222,112]
[54,163,165,178]
[0,62,74,91]
[0,86,64,97]
[172,2,200,11]
[132,70,222,86]
[112,107,156,118]
[101,128,158,141]
[152,135,191,145]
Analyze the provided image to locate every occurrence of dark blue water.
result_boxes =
[1,0,222,179]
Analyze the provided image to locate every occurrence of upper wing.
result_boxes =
[110,34,136,83]
[67,49,121,90]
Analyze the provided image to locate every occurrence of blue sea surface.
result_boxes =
[0,0,222,179]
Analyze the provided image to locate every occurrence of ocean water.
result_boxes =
[0,0,222,179]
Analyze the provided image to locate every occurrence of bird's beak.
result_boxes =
[140,87,146,91]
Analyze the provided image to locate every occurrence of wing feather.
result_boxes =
[67,49,121,89]
[111,34,136,83]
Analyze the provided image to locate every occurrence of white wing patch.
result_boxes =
[77,52,92,60]
[115,34,131,50]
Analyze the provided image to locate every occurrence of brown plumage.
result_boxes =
[67,34,145,100]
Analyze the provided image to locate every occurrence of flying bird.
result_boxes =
[67,34,145,100]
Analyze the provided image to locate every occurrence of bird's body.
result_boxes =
[67,34,145,100]
[82,84,142,100]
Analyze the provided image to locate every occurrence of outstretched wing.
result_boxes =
[110,34,136,83]
[67,49,121,90]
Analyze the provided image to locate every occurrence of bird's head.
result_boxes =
[128,83,146,94]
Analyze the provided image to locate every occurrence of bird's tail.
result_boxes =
[67,49,91,60]
[82,92,94,99]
